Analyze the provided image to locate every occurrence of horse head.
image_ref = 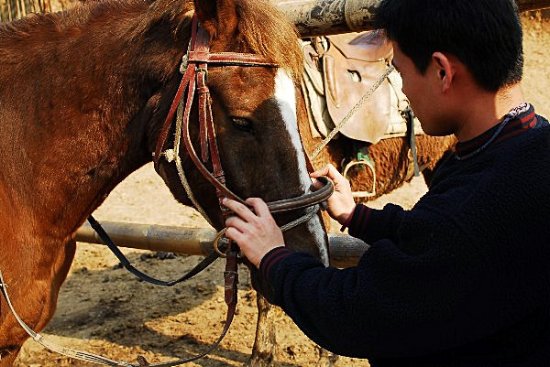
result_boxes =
[147,0,331,260]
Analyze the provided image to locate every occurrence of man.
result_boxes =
[223,0,550,365]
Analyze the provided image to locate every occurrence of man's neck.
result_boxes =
[454,83,526,142]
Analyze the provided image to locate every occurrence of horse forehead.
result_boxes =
[273,69,298,129]
[273,68,309,181]
[213,66,294,110]
[249,68,298,123]
[274,69,297,110]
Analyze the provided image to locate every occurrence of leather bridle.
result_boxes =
[153,13,334,253]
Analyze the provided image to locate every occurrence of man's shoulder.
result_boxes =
[505,120,550,174]
[510,115,550,148]
[529,117,550,144]
[535,114,549,127]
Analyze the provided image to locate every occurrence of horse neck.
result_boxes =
[295,87,328,167]
[0,0,192,239]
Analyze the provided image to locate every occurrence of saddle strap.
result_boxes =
[87,215,219,287]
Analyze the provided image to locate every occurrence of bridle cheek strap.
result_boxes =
[154,15,277,206]
[194,27,226,200]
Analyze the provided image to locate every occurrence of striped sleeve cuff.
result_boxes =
[259,246,293,281]
[347,204,372,239]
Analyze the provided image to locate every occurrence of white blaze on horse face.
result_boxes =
[274,69,329,265]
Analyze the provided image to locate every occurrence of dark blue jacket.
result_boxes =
[255,107,550,366]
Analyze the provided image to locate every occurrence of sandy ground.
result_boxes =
[14,16,550,367]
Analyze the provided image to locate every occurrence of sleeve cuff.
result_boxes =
[340,204,359,232]
[259,246,293,282]
[346,204,372,237]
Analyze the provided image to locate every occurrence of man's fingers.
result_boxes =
[245,197,271,218]
[311,177,325,190]
[326,164,345,181]
[225,216,250,233]
[225,227,244,243]
[329,164,342,177]
[222,198,257,222]
[310,163,344,182]
[310,164,330,178]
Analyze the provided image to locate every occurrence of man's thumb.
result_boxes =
[310,177,324,190]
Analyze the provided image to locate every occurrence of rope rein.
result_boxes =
[0,271,134,366]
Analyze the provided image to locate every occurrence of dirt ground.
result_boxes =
[14,16,550,367]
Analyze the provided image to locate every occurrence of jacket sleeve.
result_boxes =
[346,203,406,244]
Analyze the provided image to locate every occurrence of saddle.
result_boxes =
[301,31,422,144]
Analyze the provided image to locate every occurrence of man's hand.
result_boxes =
[310,164,356,225]
[223,197,285,268]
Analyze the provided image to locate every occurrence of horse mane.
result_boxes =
[233,0,303,78]
[0,0,190,45]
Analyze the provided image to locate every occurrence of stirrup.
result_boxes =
[342,157,377,198]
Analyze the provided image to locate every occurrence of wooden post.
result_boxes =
[75,221,369,268]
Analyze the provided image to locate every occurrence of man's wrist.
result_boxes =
[338,205,357,230]
[259,246,292,279]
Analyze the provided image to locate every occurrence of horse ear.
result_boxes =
[193,0,238,40]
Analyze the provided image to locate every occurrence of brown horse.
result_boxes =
[0,0,332,365]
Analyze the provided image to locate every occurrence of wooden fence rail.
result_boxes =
[1,0,48,22]
[277,0,550,37]
[76,221,370,268]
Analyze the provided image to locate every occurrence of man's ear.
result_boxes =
[193,0,238,41]
[432,52,454,92]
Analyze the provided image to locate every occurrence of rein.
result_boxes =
[0,14,334,367]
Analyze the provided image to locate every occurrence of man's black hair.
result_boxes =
[375,0,524,92]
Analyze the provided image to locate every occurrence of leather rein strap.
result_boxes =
[87,215,220,287]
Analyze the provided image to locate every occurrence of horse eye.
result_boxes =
[231,117,253,132]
